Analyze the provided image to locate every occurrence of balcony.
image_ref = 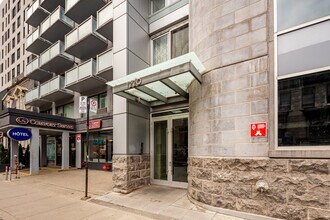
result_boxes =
[25,87,51,107]
[40,0,65,12]
[65,59,106,94]
[65,0,107,24]
[96,3,113,41]
[97,48,113,81]
[40,76,74,102]
[40,6,74,43]
[26,57,53,83]
[65,16,108,60]
[40,41,75,74]
[26,0,50,28]
[26,27,52,55]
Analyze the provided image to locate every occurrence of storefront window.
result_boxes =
[278,71,330,146]
[83,132,113,163]
[277,0,330,31]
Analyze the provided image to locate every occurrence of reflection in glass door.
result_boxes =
[152,115,188,187]
[154,120,167,180]
[172,118,188,182]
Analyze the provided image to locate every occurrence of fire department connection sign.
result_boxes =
[250,122,267,137]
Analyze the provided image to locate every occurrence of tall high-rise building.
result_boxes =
[0,0,34,91]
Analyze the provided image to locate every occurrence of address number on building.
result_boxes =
[128,78,142,89]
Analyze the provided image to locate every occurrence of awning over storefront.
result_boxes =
[107,52,205,106]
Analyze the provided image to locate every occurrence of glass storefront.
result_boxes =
[83,132,113,163]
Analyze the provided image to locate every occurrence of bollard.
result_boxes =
[5,166,8,181]
[8,167,12,181]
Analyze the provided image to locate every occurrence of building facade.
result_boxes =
[0,0,329,219]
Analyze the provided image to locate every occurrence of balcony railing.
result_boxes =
[26,87,40,103]
[65,0,107,24]
[26,57,53,82]
[66,16,97,49]
[26,57,40,75]
[97,48,113,80]
[40,6,74,42]
[26,0,49,27]
[98,3,113,28]
[26,27,40,48]
[96,3,113,41]
[26,27,52,55]
[40,76,68,97]
[65,16,108,59]
[40,41,74,72]
[65,59,96,86]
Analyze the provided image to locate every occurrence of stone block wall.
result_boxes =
[112,155,150,193]
[188,157,330,220]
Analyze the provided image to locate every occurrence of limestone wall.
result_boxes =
[188,157,330,220]
[189,0,271,157]
[112,155,150,193]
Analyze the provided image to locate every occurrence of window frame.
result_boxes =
[272,0,330,157]
[150,22,189,66]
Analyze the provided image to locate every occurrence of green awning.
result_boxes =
[107,52,205,106]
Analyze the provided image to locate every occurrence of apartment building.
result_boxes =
[0,0,329,219]
[0,0,35,99]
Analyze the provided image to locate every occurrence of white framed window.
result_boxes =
[151,24,189,65]
[150,0,179,14]
[274,0,330,153]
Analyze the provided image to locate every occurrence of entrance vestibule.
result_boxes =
[151,113,188,188]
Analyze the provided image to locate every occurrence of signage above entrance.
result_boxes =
[15,117,74,130]
[7,128,32,141]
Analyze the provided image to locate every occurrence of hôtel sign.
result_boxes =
[16,117,74,130]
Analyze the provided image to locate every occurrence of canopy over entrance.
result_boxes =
[107,53,205,106]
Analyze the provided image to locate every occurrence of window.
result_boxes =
[12,6,16,19]
[87,93,108,116]
[11,52,15,64]
[275,2,330,152]
[12,22,15,33]
[16,64,20,75]
[12,68,15,79]
[152,25,189,65]
[277,0,330,31]
[56,103,74,118]
[12,37,15,48]
[17,31,20,43]
[278,72,330,147]
[150,0,178,14]
[17,16,20,28]
[83,133,113,163]
[17,48,20,59]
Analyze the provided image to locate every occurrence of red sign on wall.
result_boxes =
[250,122,267,137]
[88,120,102,130]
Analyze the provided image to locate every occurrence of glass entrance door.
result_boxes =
[152,115,188,187]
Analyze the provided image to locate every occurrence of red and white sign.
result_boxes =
[250,122,267,137]
[76,134,81,142]
[88,120,102,130]
[90,99,98,113]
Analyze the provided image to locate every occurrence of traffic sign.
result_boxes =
[79,96,87,113]
[250,122,267,137]
[76,134,81,143]
[90,99,98,113]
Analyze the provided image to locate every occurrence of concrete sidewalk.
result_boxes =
[0,169,151,220]
[94,185,245,220]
